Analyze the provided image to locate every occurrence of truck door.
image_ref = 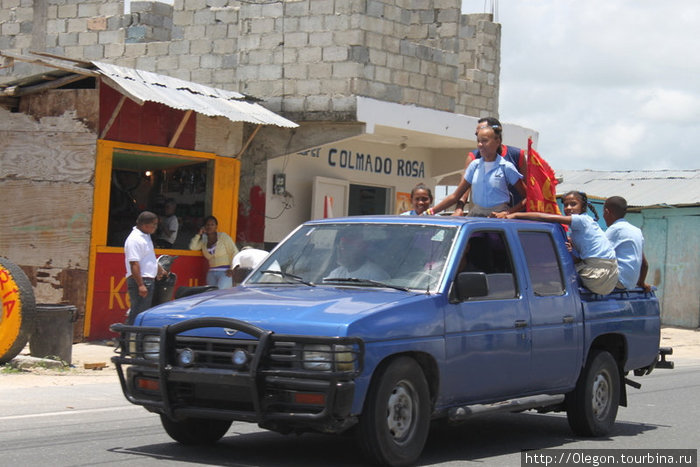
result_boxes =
[443,230,532,403]
[516,229,582,390]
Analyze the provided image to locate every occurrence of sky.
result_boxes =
[460,0,700,171]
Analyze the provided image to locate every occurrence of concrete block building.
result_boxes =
[0,0,537,339]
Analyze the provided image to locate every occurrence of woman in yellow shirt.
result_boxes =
[189,215,239,288]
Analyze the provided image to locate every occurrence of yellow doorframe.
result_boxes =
[84,139,240,337]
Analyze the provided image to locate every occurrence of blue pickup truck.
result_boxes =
[111,216,666,466]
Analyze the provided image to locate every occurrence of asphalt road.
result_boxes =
[0,360,697,466]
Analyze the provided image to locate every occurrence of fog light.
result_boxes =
[232,349,249,367]
[136,376,160,392]
[294,392,326,405]
[178,348,195,366]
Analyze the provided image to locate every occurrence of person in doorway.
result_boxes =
[497,191,618,295]
[425,124,526,217]
[155,199,179,249]
[189,215,239,289]
[124,211,167,324]
[228,246,269,284]
[401,183,434,216]
[453,117,527,216]
[603,196,651,291]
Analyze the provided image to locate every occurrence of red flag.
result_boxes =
[526,138,561,215]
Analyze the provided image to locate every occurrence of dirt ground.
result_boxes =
[2,326,699,388]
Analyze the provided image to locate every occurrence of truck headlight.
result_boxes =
[142,335,160,360]
[303,344,355,371]
[334,345,355,371]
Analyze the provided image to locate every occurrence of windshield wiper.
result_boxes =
[259,270,316,286]
[322,277,409,292]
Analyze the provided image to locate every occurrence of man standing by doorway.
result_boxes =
[124,211,166,324]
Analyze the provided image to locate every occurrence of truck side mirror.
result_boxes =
[455,272,489,301]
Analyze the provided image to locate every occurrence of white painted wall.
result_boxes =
[265,140,437,243]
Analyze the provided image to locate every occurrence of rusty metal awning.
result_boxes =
[0,51,297,129]
[92,61,297,128]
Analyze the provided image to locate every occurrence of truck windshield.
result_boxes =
[247,223,457,291]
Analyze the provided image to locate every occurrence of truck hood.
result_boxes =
[136,285,428,337]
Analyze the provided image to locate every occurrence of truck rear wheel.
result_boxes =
[0,257,36,364]
[160,414,232,445]
[357,356,431,466]
[566,350,620,436]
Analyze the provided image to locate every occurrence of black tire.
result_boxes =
[357,357,431,466]
[160,414,232,445]
[566,350,620,437]
[0,257,36,364]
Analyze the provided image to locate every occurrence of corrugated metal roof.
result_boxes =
[92,61,298,128]
[556,169,700,207]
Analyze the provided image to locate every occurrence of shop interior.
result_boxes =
[107,149,214,249]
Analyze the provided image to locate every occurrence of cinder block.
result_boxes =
[104,42,126,58]
[173,10,194,26]
[284,31,308,48]
[284,63,308,80]
[298,46,322,62]
[99,30,124,45]
[299,15,323,32]
[306,95,332,111]
[330,95,357,112]
[250,17,275,34]
[147,41,170,56]
[1,22,20,35]
[87,16,107,31]
[296,79,321,95]
[190,38,213,54]
[259,64,283,80]
[82,44,104,60]
[77,3,99,18]
[368,48,387,66]
[78,31,98,46]
[308,31,332,47]
[156,54,179,71]
[46,19,67,34]
[200,54,223,69]
[57,4,77,19]
[206,23,228,40]
[322,46,348,62]
[310,0,334,15]
[169,39,190,55]
[213,38,237,54]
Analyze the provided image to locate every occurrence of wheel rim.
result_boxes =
[591,370,611,420]
[386,380,417,442]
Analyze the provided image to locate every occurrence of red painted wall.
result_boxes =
[90,251,208,339]
[99,84,196,149]
[236,185,266,244]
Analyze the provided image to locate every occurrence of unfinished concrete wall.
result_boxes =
[1,0,501,119]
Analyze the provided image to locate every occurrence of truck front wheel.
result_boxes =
[566,350,620,437]
[357,357,431,466]
[160,414,232,445]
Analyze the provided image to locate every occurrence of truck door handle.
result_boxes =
[563,315,574,324]
[514,320,528,328]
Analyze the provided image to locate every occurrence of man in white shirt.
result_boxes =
[124,211,166,324]
[155,199,179,248]
[327,236,389,281]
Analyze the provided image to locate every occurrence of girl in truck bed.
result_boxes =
[497,190,619,295]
